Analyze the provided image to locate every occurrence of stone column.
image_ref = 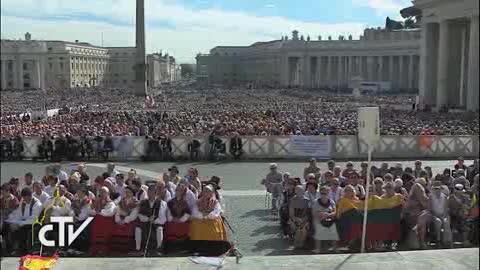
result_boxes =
[16,57,24,90]
[1,60,6,89]
[378,56,383,81]
[408,55,414,90]
[419,23,436,106]
[40,56,46,89]
[359,56,364,79]
[389,56,395,89]
[459,27,467,107]
[436,20,450,109]
[337,56,343,87]
[367,56,375,81]
[398,55,404,89]
[467,16,479,111]
[326,56,331,87]
[348,56,354,81]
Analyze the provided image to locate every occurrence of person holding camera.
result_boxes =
[229,133,243,160]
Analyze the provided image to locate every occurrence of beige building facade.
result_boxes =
[196,28,421,91]
[0,33,182,90]
[414,0,479,111]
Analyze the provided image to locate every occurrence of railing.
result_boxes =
[16,135,479,161]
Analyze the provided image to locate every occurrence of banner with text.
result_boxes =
[289,136,331,158]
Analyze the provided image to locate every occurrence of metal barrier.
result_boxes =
[15,135,479,161]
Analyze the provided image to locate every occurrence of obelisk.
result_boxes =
[134,0,147,96]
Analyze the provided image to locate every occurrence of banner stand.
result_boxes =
[357,107,380,253]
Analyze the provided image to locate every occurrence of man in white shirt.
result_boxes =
[44,176,58,197]
[115,174,127,199]
[427,181,452,246]
[107,163,120,178]
[32,182,51,204]
[44,185,73,218]
[21,172,34,191]
[52,163,69,184]
[6,188,42,255]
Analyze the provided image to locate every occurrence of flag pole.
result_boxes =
[360,145,372,253]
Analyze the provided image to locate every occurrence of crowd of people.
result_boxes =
[0,158,478,257]
[262,158,479,252]
[1,87,478,137]
[0,163,232,257]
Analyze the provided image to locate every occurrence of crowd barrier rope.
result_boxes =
[17,135,479,161]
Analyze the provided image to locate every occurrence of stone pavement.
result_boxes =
[0,159,473,256]
[1,248,479,270]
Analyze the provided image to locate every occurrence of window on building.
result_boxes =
[123,79,127,83]
[49,63,53,70]
[23,63,28,70]
[7,62,13,71]
[60,63,64,70]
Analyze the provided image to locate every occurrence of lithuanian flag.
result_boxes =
[18,255,58,270]
[336,194,404,242]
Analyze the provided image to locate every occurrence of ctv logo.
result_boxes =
[39,217,94,247]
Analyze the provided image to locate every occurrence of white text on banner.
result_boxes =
[289,136,331,158]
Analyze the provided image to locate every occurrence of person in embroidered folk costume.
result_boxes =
[134,185,167,255]
[165,183,191,242]
[190,184,226,241]
[70,188,95,253]
[1,183,20,253]
[5,188,42,255]
[156,179,172,203]
[92,186,116,217]
[115,187,139,225]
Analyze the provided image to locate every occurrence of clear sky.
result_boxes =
[0,0,411,63]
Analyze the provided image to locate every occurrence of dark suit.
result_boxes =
[229,137,243,160]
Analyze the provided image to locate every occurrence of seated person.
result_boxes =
[5,188,42,255]
[190,185,227,241]
[165,184,191,242]
[1,183,20,253]
[135,185,167,255]
[449,184,471,243]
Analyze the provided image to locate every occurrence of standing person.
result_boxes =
[327,160,335,172]
[312,186,338,253]
[5,188,42,255]
[115,174,127,199]
[77,163,90,185]
[414,160,423,178]
[305,182,319,207]
[52,163,68,183]
[333,166,346,187]
[168,166,181,185]
[107,163,119,178]
[229,133,243,160]
[289,185,310,249]
[303,158,321,182]
[131,179,148,201]
[22,172,34,191]
[44,176,58,198]
[455,157,468,171]
[262,163,283,211]
[328,178,343,204]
